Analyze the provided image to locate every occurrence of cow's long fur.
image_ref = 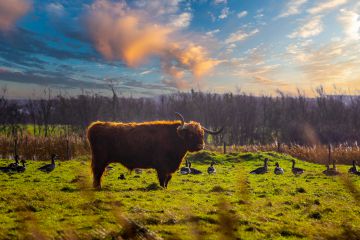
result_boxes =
[87,120,204,189]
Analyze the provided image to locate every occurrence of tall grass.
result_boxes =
[207,143,360,165]
[0,134,89,160]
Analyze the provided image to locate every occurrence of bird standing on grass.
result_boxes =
[207,161,216,174]
[291,160,304,175]
[349,160,358,174]
[274,162,284,175]
[38,154,57,173]
[250,158,268,174]
[323,161,340,176]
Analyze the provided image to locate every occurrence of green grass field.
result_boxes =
[0,151,359,240]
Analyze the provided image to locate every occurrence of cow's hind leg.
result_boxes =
[156,170,167,188]
[92,156,106,189]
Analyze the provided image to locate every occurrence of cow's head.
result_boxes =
[175,112,224,152]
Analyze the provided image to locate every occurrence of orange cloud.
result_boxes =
[0,0,31,31]
[86,0,219,89]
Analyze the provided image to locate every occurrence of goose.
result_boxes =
[323,164,340,176]
[105,165,114,171]
[189,162,202,175]
[38,154,57,173]
[207,161,216,174]
[16,160,26,173]
[250,158,268,174]
[8,155,19,169]
[349,160,358,174]
[274,162,284,175]
[180,160,191,175]
[135,168,142,174]
[291,160,304,175]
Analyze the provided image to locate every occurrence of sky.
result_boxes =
[0,0,360,98]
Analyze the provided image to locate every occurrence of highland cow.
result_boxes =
[87,113,223,189]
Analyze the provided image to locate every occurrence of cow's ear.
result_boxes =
[177,127,186,139]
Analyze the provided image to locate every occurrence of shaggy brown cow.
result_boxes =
[87,113,223,189]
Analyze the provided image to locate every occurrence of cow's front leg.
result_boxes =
[164,174,172,188]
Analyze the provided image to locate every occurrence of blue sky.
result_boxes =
[0,0,359,98]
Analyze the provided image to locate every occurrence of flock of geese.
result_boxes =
[180,159,216,175]
[1,154,360,178]
[0,154,58,174]
[249,158,360,176]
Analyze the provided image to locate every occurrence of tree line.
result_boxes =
[1,86,359,146]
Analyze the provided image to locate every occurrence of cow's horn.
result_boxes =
[202,126,224,135]
[175,112,185,126]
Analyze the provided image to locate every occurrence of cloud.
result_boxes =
[46,2,65,16]
[170,12,192,28]
[0,0,31,31]
[237,11,248,19]
[286,40,360,85]
[85,0,219,89]
[219,7,230,19]
[338,9,360,40]
[288,16,323,38]
[277,0,308,18]
[225,28,259,44]
[226,46,288,88]
[308,0,348,15]
[206,29,220,37]
[214,0,227,4]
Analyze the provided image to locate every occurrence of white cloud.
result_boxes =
[214,0,227,4]
[288,16,323,38]
[206,29,220,37]
[46,2,64,16]
[170,12,192,28]
[338,9,360,40]
[237,11,248,19]
[278,0,308,18]
[219,7,229,19]
[308,0,348,15]
[225,28,259,44]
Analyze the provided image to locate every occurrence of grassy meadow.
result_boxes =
[0,151,360,240]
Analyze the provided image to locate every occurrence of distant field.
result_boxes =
[0,151,359,239]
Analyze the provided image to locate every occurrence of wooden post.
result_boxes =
[328,144,332,166]
[223,142,227,154]
[66,139,70,160]
[14,138,18,156]
[277,141,281,153]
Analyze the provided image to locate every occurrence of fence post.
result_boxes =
[223,142,227,154]
[66,139,71,160]
[328,144,332,166]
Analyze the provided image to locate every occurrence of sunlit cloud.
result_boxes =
[225,28,259,44]
[287,40,360,85]
[0,0,31,31]
[85,0,219,89]
[308,0,348,15]
[170,12,192,28]
[288,16,323,38]
[277,0,308,18]
[338,9,360,40]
